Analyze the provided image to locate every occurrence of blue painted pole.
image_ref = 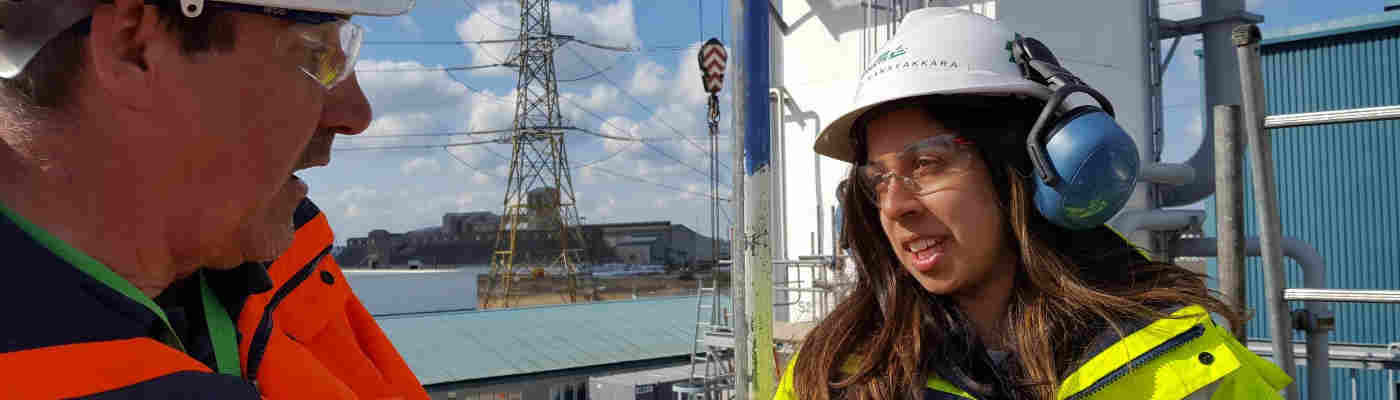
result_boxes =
[742,1,774,399]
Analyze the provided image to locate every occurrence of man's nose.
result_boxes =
[321,73,372,136]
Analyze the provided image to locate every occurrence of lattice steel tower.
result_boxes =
[483,0,585,308]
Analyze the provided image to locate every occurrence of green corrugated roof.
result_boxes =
[1262,10,1400,45]
[376,295,724,385]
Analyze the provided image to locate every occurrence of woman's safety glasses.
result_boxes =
[855,135,977,208]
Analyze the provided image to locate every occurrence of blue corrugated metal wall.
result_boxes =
[1202,21,1400,400]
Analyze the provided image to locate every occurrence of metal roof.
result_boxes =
[1262,10,1400,45]
[375,295,723,386]
[343,268,479,316]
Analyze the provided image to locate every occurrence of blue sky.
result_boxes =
[302,0,1387,245]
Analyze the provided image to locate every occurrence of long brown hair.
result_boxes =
[793,95,1241,400]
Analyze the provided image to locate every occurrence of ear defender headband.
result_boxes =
[1012,35,1141,231]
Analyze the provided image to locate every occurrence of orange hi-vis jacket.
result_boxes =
[0,199,429,399]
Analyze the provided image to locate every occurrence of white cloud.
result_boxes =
[394,15,423,36]
[456,0,640,80]
[400,157,443,176]
[629,60,668,98]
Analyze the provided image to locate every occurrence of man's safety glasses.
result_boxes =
[855,135,978,208]
[206,2,365,91]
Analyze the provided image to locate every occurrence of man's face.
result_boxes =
[146,11,370,268]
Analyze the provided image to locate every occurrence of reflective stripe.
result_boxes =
[925,376,976,399]
[0,338,211,399]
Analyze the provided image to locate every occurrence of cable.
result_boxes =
[445,70,514,106]
[572,141,635,169]
[558,53,631,82]
[443,148,504,179]
[562,45,732,174]
[583,165,731,202]
[332,138,504,152]
[463,0,518,32]
[565,37,635,52]
[355,63,508,73]
[364,39,522,45]
[340,128,516,139]
[558,94,727,187]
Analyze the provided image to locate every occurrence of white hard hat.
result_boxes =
[814,7,1054,164]
[0,0,415,79]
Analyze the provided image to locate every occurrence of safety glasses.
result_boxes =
[207,1,365,91]
[855,135,978,208]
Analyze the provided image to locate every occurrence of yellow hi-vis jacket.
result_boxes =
[774,305,1292,400]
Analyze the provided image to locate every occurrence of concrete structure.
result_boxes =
[1202,6,1400,399]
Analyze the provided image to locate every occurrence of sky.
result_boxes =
[302,0,1388,246]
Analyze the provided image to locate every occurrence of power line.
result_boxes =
[463,0,518,32]
[332,138,504,151]
[559,53,632,82]
[583,165,731,202]
[557,93,728,187]
[364,38,521,45]
[355,63,509,73]
[443,148,503,179]
[562,44,733,174]
[344,128,515,139]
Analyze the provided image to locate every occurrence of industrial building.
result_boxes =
[368,296,714,400]
[337,216,729,270]
[1201,5,1400,399]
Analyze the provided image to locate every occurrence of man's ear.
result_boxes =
[86,0,167,111]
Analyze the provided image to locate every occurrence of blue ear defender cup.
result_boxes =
[1024,84,1141,231]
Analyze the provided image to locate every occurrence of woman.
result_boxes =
[775,8,1291,400]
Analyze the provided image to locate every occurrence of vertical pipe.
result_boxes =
[1235,24,1299,400]
[744,0,776,399]
[728,0,748,398]
[1350,369,1358,400]
[1214,104,1248,341]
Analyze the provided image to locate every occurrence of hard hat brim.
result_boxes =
[814,75,1053,164]
[0,0,414,79]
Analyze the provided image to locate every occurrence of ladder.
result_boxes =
[1231,24,1400,400]
[676,277,735,400]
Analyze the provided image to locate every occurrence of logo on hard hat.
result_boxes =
[861,57,962,82]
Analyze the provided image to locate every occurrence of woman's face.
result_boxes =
[861,108,1018,297]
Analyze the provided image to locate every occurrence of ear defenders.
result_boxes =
[1012,35,1141,231]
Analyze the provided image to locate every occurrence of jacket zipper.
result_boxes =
[1063,324,1206,400]
[244,244,331,386]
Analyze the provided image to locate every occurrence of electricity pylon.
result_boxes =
[482,0,586,308]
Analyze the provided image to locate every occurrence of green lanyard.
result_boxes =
[200,271,242,376]
[0,203,242,376]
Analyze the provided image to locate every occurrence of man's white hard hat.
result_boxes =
[0,0,415,79]
[813,7,1053,164]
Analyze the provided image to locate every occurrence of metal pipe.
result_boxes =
[1284,289,1400,304]
[1235,23,1300,400]
[1265,105,1400,129]
[743,1,776,398]
[728,0,748,397]
[1158,0,1246,209]
[1139,162,1196,186]
[1214,104,1247,341]
[1113,209,1205,233]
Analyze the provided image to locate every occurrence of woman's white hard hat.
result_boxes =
[0,0,414,79]
[814,7,1053,164]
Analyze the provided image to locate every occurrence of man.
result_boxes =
[0,0,430,398]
